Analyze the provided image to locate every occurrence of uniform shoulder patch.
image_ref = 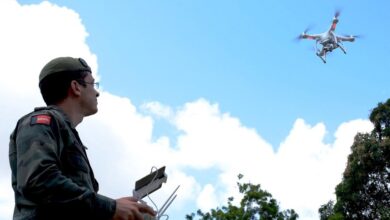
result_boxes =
[31,114,52,125]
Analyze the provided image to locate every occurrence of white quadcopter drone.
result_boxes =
[297,11,360,63]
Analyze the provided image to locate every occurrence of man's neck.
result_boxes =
[55,101,83,128]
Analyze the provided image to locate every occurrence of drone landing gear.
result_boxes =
[338,44,347,54]
[316,52,326,63]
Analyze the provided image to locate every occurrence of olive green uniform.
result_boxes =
[9,106,116,220]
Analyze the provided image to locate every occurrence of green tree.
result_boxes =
[186,174,298,220]
[319,99,390,219]
[318,200,344,220]
[319,200,335,220]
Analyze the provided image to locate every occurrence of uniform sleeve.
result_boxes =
[15,118,116,219]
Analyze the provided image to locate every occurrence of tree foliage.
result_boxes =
[186,174,298,220]
[319,99,390,219]
[318,201,343,220]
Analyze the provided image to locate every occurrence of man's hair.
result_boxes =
[39,71,89,105]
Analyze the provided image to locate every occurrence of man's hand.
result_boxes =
[112,197,156,220]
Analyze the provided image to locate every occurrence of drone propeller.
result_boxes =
[303,27,311,35]
[345,34,362,38]
[341,34,363,42]
[334,10,341,19]
[294,26,313,41]
[295,33,306,42]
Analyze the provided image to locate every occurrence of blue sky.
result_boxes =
[0,0,389,219]
[18,0,390,146]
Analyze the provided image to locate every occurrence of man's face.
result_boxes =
[79,73,100,116]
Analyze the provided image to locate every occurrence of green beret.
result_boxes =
[39,57,92,83]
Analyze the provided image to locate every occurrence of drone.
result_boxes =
[297,11,359,63]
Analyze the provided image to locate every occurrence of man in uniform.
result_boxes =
[9,57,156,220]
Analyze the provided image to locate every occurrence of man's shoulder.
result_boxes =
[16,106,65,129]
[10,108,53,142]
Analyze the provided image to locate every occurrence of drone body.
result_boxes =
[298,11,358,63]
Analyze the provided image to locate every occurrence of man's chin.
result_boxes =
[85,108,98,117]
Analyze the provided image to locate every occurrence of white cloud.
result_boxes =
[197,184,218,211]
[0,178,14,218]
[0,1,375,220]
[166,100,372,219]
[141,101,174,120]
[270,119,373,218]
[174,99,275,171]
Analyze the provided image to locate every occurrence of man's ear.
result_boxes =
[69,80,82,97]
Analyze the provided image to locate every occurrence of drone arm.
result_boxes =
[330,18,338,32]
[329,11,340,32]
[336,35,355,42]
[302,34,321,40]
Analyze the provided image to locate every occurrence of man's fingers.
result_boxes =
[127,197,139,202]
[138,204,156,216]
[133,210,144,220]
[116,196,156,218]
[127,197,156,216]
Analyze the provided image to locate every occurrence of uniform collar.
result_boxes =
[34,105,73,127]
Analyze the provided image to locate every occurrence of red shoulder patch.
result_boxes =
[31,114,52,125]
